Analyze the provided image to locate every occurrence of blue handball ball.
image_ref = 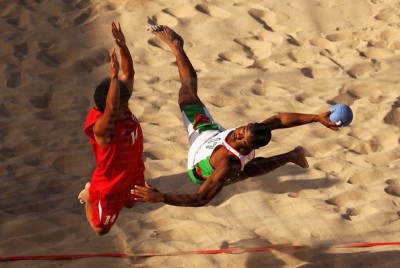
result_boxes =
[329,104,353,127]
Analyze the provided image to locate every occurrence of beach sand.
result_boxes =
[1,0,400,267]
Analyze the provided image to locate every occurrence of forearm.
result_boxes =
[264,113,319,129]
[105,76,120,112]
[162,193,208,207]
[279,113,319,127]
[119,44,134,79]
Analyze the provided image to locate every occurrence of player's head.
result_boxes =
[248,123,271,148]
[234,123,271,149]
[94,78,131,113]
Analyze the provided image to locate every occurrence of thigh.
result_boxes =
[181,103,222,144]
[90,190,123,230]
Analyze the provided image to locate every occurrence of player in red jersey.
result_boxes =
[78,22,146,235]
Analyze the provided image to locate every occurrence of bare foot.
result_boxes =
[78,182,91,204]
[147,25,184,51]
[291,146,309,168]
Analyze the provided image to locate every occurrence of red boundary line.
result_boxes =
[1,242,400,261]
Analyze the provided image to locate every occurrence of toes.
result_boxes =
[146,25,166,33]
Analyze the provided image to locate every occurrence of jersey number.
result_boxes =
[206,137,221,150]
[103,214,116,226]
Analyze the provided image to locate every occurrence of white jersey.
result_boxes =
[188,128,255,171]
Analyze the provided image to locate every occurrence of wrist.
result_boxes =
[160,193,167,203]
[312,114,321,123]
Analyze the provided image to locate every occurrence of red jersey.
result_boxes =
[84,108,145,195]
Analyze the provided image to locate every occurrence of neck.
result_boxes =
[226,131,252,155]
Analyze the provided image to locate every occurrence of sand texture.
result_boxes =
[1,0,400,267]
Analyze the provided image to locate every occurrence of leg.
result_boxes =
[147,25,202,109]
[78,182,109,236]
[236,146,309,182]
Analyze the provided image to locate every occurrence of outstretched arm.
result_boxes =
[132,176,222,207]
[93,48,120,147]
[132,156,241,207]
[112,21,134,93]
[261,111,338,131]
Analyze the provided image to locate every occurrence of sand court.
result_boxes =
[1,0,400,267]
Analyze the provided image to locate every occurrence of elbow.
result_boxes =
[195,195,211,207]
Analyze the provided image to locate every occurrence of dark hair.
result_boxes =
[94,78,131,113]
[249,123,271,148]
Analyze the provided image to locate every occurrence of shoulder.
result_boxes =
[84,108,102,133]
[213,147,241,171]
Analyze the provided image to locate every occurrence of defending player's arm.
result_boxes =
[261,111,338,131]
[132,156,241,207]
[93,49,120,147]
[112,21,134,94]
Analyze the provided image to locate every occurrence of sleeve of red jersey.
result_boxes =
[84,108,102,143]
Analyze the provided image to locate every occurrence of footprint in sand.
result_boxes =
[29,87,52,109]
[73,8,92,26]
[217,51,253,66]
[359,47,393,59]
[23,155,40,167]
[347,170,385,185]
[0,103,10,118]
[72,48,110,73]
[370,132,399,152]
[346,59,387,78]
[47,15,68,29]
[288,49,318,65]
[301,65,342,79]
[248,8,275,32]
[163,4,198,18]
[374,7,398,22]
[326,188,377,207]
[383,97,400,126]
[13,43,29,60]
[325,31,354,42]
[36,51,59,68]
[310,37,337,54]
[195,3,231,18]
[52,154,90,176]
[6,71,21,88]
[385,179,400,197]
[313,159,343,175]
[5,6,31,31]
[148,12,178,27]
[234,37,273,60]
[75,0,91,9]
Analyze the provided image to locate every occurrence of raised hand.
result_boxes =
[110,48,119,78]
[111,21,126,47]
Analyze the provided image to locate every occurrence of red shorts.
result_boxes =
[89,178,145,230]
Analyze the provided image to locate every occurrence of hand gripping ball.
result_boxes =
[329,104,353,127]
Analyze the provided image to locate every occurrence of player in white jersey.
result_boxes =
[132,25,338,207]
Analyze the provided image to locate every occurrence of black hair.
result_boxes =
[94,78,131,113]
[249,123,271,148]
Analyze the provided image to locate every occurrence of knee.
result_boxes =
[94,227,110,236]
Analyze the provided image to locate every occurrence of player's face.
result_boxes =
[233,123,257,149]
